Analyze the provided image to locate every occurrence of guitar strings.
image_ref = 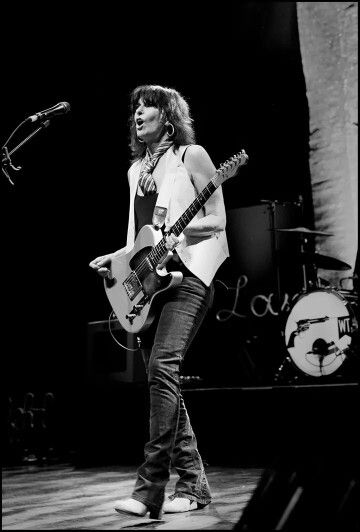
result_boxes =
[129,182,218,281]
[121,158,240,285]
[109,156,244,324]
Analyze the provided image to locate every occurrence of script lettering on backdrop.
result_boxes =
[215,276,292,322]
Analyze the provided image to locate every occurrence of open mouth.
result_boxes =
[136,118,144,128]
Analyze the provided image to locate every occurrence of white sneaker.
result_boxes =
[114,498,147,516]
[163,497,199,513]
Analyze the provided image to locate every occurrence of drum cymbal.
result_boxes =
[273,226,334,237]
[298,252,351,270]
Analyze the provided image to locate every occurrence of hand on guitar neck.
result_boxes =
[164,229,182,251]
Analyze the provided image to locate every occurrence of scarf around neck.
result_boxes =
[138,139,174,195]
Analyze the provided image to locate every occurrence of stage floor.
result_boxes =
[2,463,263,530]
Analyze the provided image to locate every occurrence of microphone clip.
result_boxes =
[1,146,21,185]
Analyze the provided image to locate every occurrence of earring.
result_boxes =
[166,122,175,137]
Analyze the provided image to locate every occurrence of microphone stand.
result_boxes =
[1,119,50,185]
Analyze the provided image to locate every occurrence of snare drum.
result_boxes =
[284,289,354,377]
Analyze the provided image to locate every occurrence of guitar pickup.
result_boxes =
[123,272,142,301]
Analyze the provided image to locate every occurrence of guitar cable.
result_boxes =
[108,311,142,351]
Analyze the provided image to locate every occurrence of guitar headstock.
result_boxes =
[216,149,249,184]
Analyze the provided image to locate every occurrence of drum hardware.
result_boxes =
[273,354,300,385]
[274,288,356,381]
[272,225,328,292]
[296,252,352,271]
[268,225,357,383]
[261,200,304,307]
[318,277,332,288]
[339,275,358,290]
[338,289,359,303]
[273,226,351,291]
[273,226,333,237]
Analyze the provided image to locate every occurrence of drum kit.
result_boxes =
[272,226,358,380]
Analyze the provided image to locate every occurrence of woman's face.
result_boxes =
[134,98,165,144]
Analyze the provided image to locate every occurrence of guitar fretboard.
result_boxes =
[148,175,219,266]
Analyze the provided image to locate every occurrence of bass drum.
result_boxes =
[284,289,354,377]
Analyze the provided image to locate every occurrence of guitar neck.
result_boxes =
[149,174,221,266]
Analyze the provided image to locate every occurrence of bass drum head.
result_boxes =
[284,289,352,377]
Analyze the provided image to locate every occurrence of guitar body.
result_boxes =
[104,224,183,333]
[102,149,248,335]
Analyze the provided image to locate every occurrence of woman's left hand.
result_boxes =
[164,231,180,251]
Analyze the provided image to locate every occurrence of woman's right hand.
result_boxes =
[89,253,113,278]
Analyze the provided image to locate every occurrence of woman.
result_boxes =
[89,85,229,519]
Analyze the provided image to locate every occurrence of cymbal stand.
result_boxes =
[261,199,283,308]
[274,233,313,385]
[300,233,309,291]
[298,233,318,291]
[273,353,299,385]
[269,201,282,305]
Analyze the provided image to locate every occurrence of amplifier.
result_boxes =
[225,202,304,313]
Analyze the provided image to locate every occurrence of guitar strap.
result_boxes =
[152,146,186,229]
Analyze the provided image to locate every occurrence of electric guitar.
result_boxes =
[104,149,249,333]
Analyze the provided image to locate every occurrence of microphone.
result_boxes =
[27,102,70,123]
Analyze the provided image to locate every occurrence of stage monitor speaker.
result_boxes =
[234,384,359,530]
[234,455,359,530]
[86,320,146,384]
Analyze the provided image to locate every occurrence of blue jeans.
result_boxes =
[131,275,214,514]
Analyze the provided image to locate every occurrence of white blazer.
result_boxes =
[113,146,229,286]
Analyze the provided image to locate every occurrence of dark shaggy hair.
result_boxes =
[129,85,196,162]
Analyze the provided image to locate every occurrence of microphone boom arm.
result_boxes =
[1,119,50,185]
